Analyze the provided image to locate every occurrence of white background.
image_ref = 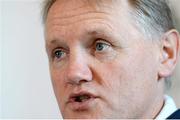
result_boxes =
[1,0,180,119]
[1,0,60,118]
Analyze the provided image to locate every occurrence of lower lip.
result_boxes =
[67,97,98,111]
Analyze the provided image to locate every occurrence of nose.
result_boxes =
[65,51,92,85]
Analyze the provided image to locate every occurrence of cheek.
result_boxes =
[96,48,159,105]
[118,50,158,92]
[50,67,66,103]
[116,49,159,104]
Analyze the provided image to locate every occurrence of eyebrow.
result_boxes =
[87,30,105,36]
[47,39,66,49]
[45,38,67,53]
[49,39,62,45]
[83,28,115,47]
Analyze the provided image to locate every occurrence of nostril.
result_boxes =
[78,79,90,84]
[67,77,92,85]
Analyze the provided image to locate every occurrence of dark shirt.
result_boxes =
[167,109,180,119]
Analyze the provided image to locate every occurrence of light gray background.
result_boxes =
[1,0,180,119]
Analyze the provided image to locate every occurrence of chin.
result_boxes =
[62,112,102,119]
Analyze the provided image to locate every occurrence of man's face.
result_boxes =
[45,0,162,118]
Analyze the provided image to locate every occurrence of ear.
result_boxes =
[158,29,180,79]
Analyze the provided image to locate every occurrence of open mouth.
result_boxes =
[67,92,98,110]
[70,93,94,103]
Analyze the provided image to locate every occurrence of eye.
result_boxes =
[53,49,66,60]
[95,40,110,52]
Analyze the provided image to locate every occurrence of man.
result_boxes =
[43,0,180,119]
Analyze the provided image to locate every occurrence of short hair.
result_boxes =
[128,0,174,39]
[42,0,55,25]
[42,0,174,89]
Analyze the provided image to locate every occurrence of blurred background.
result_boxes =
[0,0,180,119]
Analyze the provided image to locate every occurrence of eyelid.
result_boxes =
[94,38,111,45]
[91,39,112,54]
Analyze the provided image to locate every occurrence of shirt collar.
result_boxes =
[156,95,177,119]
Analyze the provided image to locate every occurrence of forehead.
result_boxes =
[46,0,130,22]
[45,0,144,45]
[46,0,131,29]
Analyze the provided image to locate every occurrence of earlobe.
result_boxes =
[158,29,180,79]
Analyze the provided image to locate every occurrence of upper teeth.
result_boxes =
[75,95,90,102]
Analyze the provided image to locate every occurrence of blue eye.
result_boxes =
[95,42,110,51]
[54,49,66,59]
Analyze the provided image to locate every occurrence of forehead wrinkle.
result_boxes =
[51,11,108,20]
[47,0,119,25]
[47,4,111,27]
[84,21,113,36]
[49,14,109,28]
[46,18,112,46]
[50,18,108,28]
[48,0,102,19]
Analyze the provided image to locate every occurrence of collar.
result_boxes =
[156,95,177,119]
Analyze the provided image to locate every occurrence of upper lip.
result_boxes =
[67,91,98,103]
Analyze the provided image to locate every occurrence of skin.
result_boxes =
[45,0,180,119]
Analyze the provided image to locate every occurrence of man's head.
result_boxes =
[43,0,180,118]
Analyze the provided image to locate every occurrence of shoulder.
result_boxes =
[167,109,180,119]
